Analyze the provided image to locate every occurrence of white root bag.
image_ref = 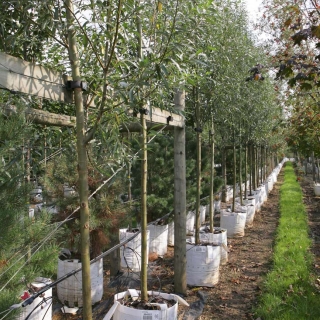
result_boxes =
[214,200,221,213]
[148,224,168,257]
[200,205,206,224]
[167,221,174,246]
[57,258,103,307]
[186,211,195,234]
[220,211,246,238]
[268,178,273,192]
[103,289,189,320]
[314,183,320,196]
[119,229,149,272]
[199,227,228,265]
[186,244,221,287]
[245,204,255,227]
[17,278,52,320]
[253,190,262,212]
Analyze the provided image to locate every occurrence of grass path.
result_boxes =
[255,162,320,319]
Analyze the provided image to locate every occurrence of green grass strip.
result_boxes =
[255,162,320,320]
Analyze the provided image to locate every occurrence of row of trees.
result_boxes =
[0,0,287,318]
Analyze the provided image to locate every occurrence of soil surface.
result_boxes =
[52,164,319,320]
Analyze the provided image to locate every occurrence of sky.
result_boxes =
[243,0,263,23]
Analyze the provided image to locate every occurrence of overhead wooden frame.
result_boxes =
[0,52,184,130]
[3,105,76,127]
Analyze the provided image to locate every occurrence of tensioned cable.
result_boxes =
[0,124,168,292]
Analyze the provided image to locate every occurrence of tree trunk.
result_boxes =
[232,137,236,212]
[244,143,248,199]
[252,144,257,191]
[109,233,120,278]
[195,87,201,245]
[221,147,227,202]
[65,0,92,318]
[209,121,214,232]
[312,151,316,182]
[239,142,243,206]
[173,90,186,295]
[140,110,148,301]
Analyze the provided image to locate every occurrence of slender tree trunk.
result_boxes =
[128,160,133,231]
[109,233,120,278]
[65,0,92,317]
[174,90,186,295]
[140,110,148,301]
[209,121,215,232]
[255,146,259,188]
[232,136,236,212]
[195,87,201,245]
[221,147,227,202]
[239,143,243,206]
[312,151,316,182]
[260,145,263,185]
[244,143,248,199]
[252,144,256,191]
[238,123,243,206]
[249,143,253,196]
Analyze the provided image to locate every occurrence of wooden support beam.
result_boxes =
[0,52,94,106]
[3,105,76,127]
[0,52,73,103]
[0,52,184,129]
[128,106,184,129]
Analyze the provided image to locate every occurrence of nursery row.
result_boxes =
[17,159,288,320]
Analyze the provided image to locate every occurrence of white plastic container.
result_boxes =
[186,243,221,287]
[200,205,206,224]
[148,224,168,257]
[186,211,195,235]
[57,258,103,307]
[214,200,221,213]
[267,178,273,192]
[17,277,52,320]
[29,208,35,218]
[167,221,174,246]
[63,185,77,198]
[314,183,320,196]
[220,211,246,238]
[199,227,228,265]
[119,229,149,271]
[245,204,255,227]
[105,289,188,320]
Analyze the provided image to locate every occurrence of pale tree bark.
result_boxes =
[221,147,227,202]
[195,87,201,245]
[174,90,187,295]
[209,121,215,233]
[244,143,248,198]
[65,0,92,318]
[140,110,148,301]
[232,133,236,212]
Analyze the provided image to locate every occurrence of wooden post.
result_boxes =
[65,0,92,318]
[173,90,187,295]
